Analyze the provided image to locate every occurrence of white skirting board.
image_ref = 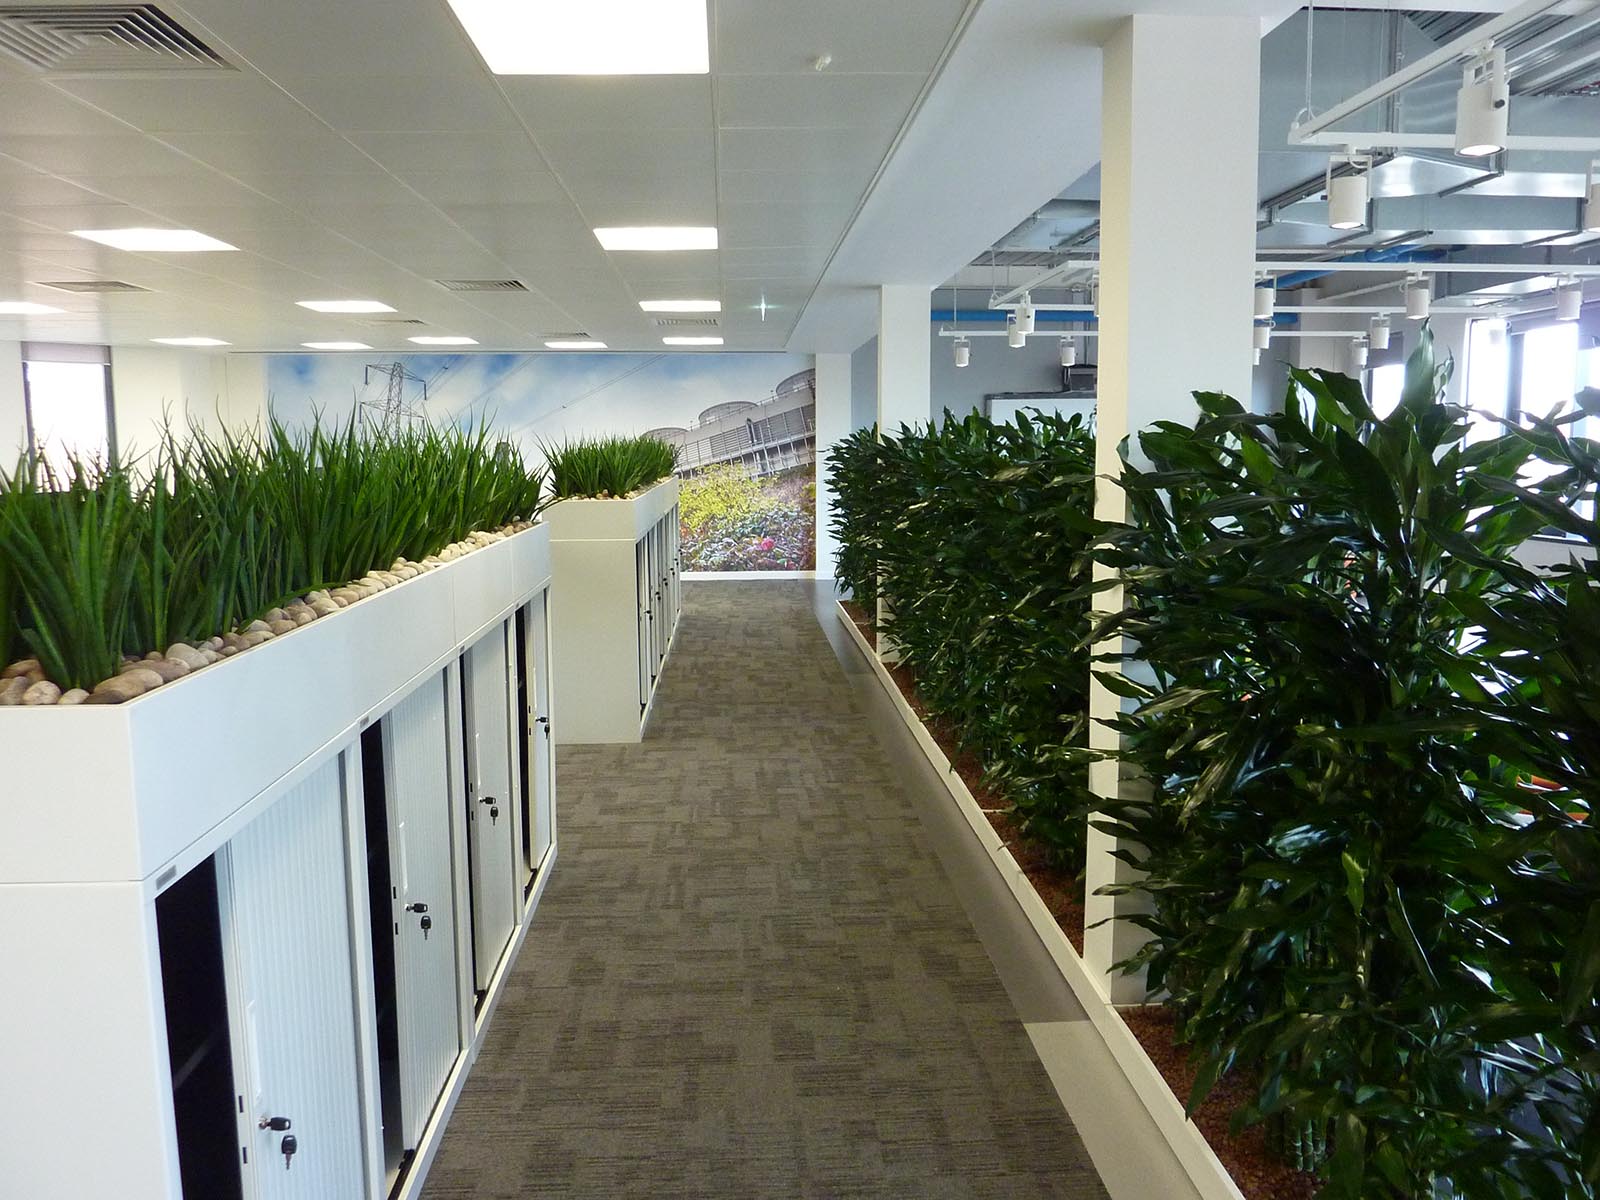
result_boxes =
[834,601,1246,1200]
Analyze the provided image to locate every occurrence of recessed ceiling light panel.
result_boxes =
[639,299,721,313]
[302,341,371,351]
[446,0,708,75]
[152,337,229,347]
[0,301,61,314]
[297,299,396,314]
[409,335,479,346]
[544,339,607,350]
[662,336,723,346]
[72,227,237,252]
[594,226,717,251]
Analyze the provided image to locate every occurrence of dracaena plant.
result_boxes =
[825,425,886,614]
[830,411,1099,867]
[1090,325,1563,1198]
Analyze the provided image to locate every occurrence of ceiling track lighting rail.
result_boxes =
[937,329,1100,339]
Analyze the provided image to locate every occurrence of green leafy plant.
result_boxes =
[542,434,676,499]
[1089,327,1568,1197]
[830,411,1099,866]
[825,426,887,615]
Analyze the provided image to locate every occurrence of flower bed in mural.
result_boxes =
[679,464,816,571]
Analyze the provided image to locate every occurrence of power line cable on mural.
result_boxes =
[502,354,669,437]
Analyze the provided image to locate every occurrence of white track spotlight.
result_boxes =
[1587,165,1600,233]
[1254,348,1263,366]
[1017,292,1036,334]
[953,337,971,368]
[1369,315,1392,351]
[1007,315,1025,349]
[1557,280,1583,322]
[1405,276,1431,320]
[1455,45,1509,158]
[1331,163,1369,232]
[1253,281,1276,319]
[1059,337,1076,367]
[1352,337,1369,370]
[1252,321,1272,351]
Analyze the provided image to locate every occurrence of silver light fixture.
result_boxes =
[1587,163,1600,233]
[1017,292,1036,334]
[1327,152,1371,231]
[1059,337,1076,367]
[1405,276,1431,320]
[1253,280,1275,319]
[1252,321,1272,351]
[1557,279,1583,322]
[1352,337,1369,370]
[1253,348,1263,366]
[1369,315,1392,351]
[1007,315,1025,349]
[954,337,971,368]
[1454,45,1509,158]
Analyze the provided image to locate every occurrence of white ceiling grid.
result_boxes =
[0,0,967,351]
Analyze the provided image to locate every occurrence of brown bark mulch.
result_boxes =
[1120,1006,1320,1200]
[839,599,875,648]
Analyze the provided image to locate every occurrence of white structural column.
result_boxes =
[813,352,852,579]
[1085,15,1261,1002]
[875,285,932,648]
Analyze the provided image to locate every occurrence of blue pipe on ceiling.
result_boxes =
[1269,245,1444,290]
[930,308,1301,326]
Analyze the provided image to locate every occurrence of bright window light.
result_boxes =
[1519,322,1580,425]
[72,228,238,252]
[408,336,478,346]
[301,341,371,351]
[25,360,109,479]
[446,0,708,75]
[1369,363,1404,418]
[0,301,62,314]
[594,227,717,252]
[545,340,607,350]
[639,299,721,313]
[663,336,723,346]
[297,299,396,314]
[151,337,229,347]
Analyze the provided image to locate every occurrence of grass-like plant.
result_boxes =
[828,410,1099,867]
[0,417,546,691]
[542,434,676,500]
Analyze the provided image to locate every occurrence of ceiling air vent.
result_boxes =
[435,278,528,293]
[653,316,720,329]
[36,279,149,293]
[362,317,428,327]
[0,5,231,73]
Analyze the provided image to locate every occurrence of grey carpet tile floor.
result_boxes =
[421,581,1109,1200]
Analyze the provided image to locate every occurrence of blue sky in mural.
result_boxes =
[266,351,813,451]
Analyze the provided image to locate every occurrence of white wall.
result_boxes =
[0,341,25,464]
[110,347,234,460]
[850,337,877,429]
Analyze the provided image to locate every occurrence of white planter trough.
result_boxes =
[835,599,1247,1200]
[546,476,682,743]
[0,522,559,1200]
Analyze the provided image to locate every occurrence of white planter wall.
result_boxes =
[0,523,558,1200]
[547,477,682,744]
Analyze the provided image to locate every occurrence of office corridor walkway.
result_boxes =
[421,581,1109,1199]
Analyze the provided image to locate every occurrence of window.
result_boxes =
[22,344,112,481]
[1369,362,1404,418]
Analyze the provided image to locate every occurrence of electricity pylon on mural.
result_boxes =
[359,362,429,434]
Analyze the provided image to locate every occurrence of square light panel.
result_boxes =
[640,299,721,313]
[297,299,396,314]
[152,337,229,347]
[72,228,238,252]
[409,336,479,345]
[545,340,607,350]
[302,341,371,350]
[663,336,723,346]
[595,227,717,252]
[0,301,61,314]
[447,0,708,75]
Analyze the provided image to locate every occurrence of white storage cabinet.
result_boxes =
[547,477,682,744]
[0,523,558,1200]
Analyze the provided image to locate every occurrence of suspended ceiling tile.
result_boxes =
[713,0,968,74]
[163,130,376,175]
[720,246,832,277]
[216,172,408,207]
[717,126,893,175]
[398,169,570,207]
[47,74,315,135]
[534,126,715,180]
[501,75,713,131]
[556,170,716,218]
[0,84,137,137]
[0,170,110,209]
[718,201,856,248]
[286,75,524,133]
[716,72,924,130]
[717,168,872,206]
[0,133,201,177]
[345,130,547,176]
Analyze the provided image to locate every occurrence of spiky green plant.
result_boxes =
[542,434,676,499]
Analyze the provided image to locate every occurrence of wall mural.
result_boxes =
[265,351,816,573]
